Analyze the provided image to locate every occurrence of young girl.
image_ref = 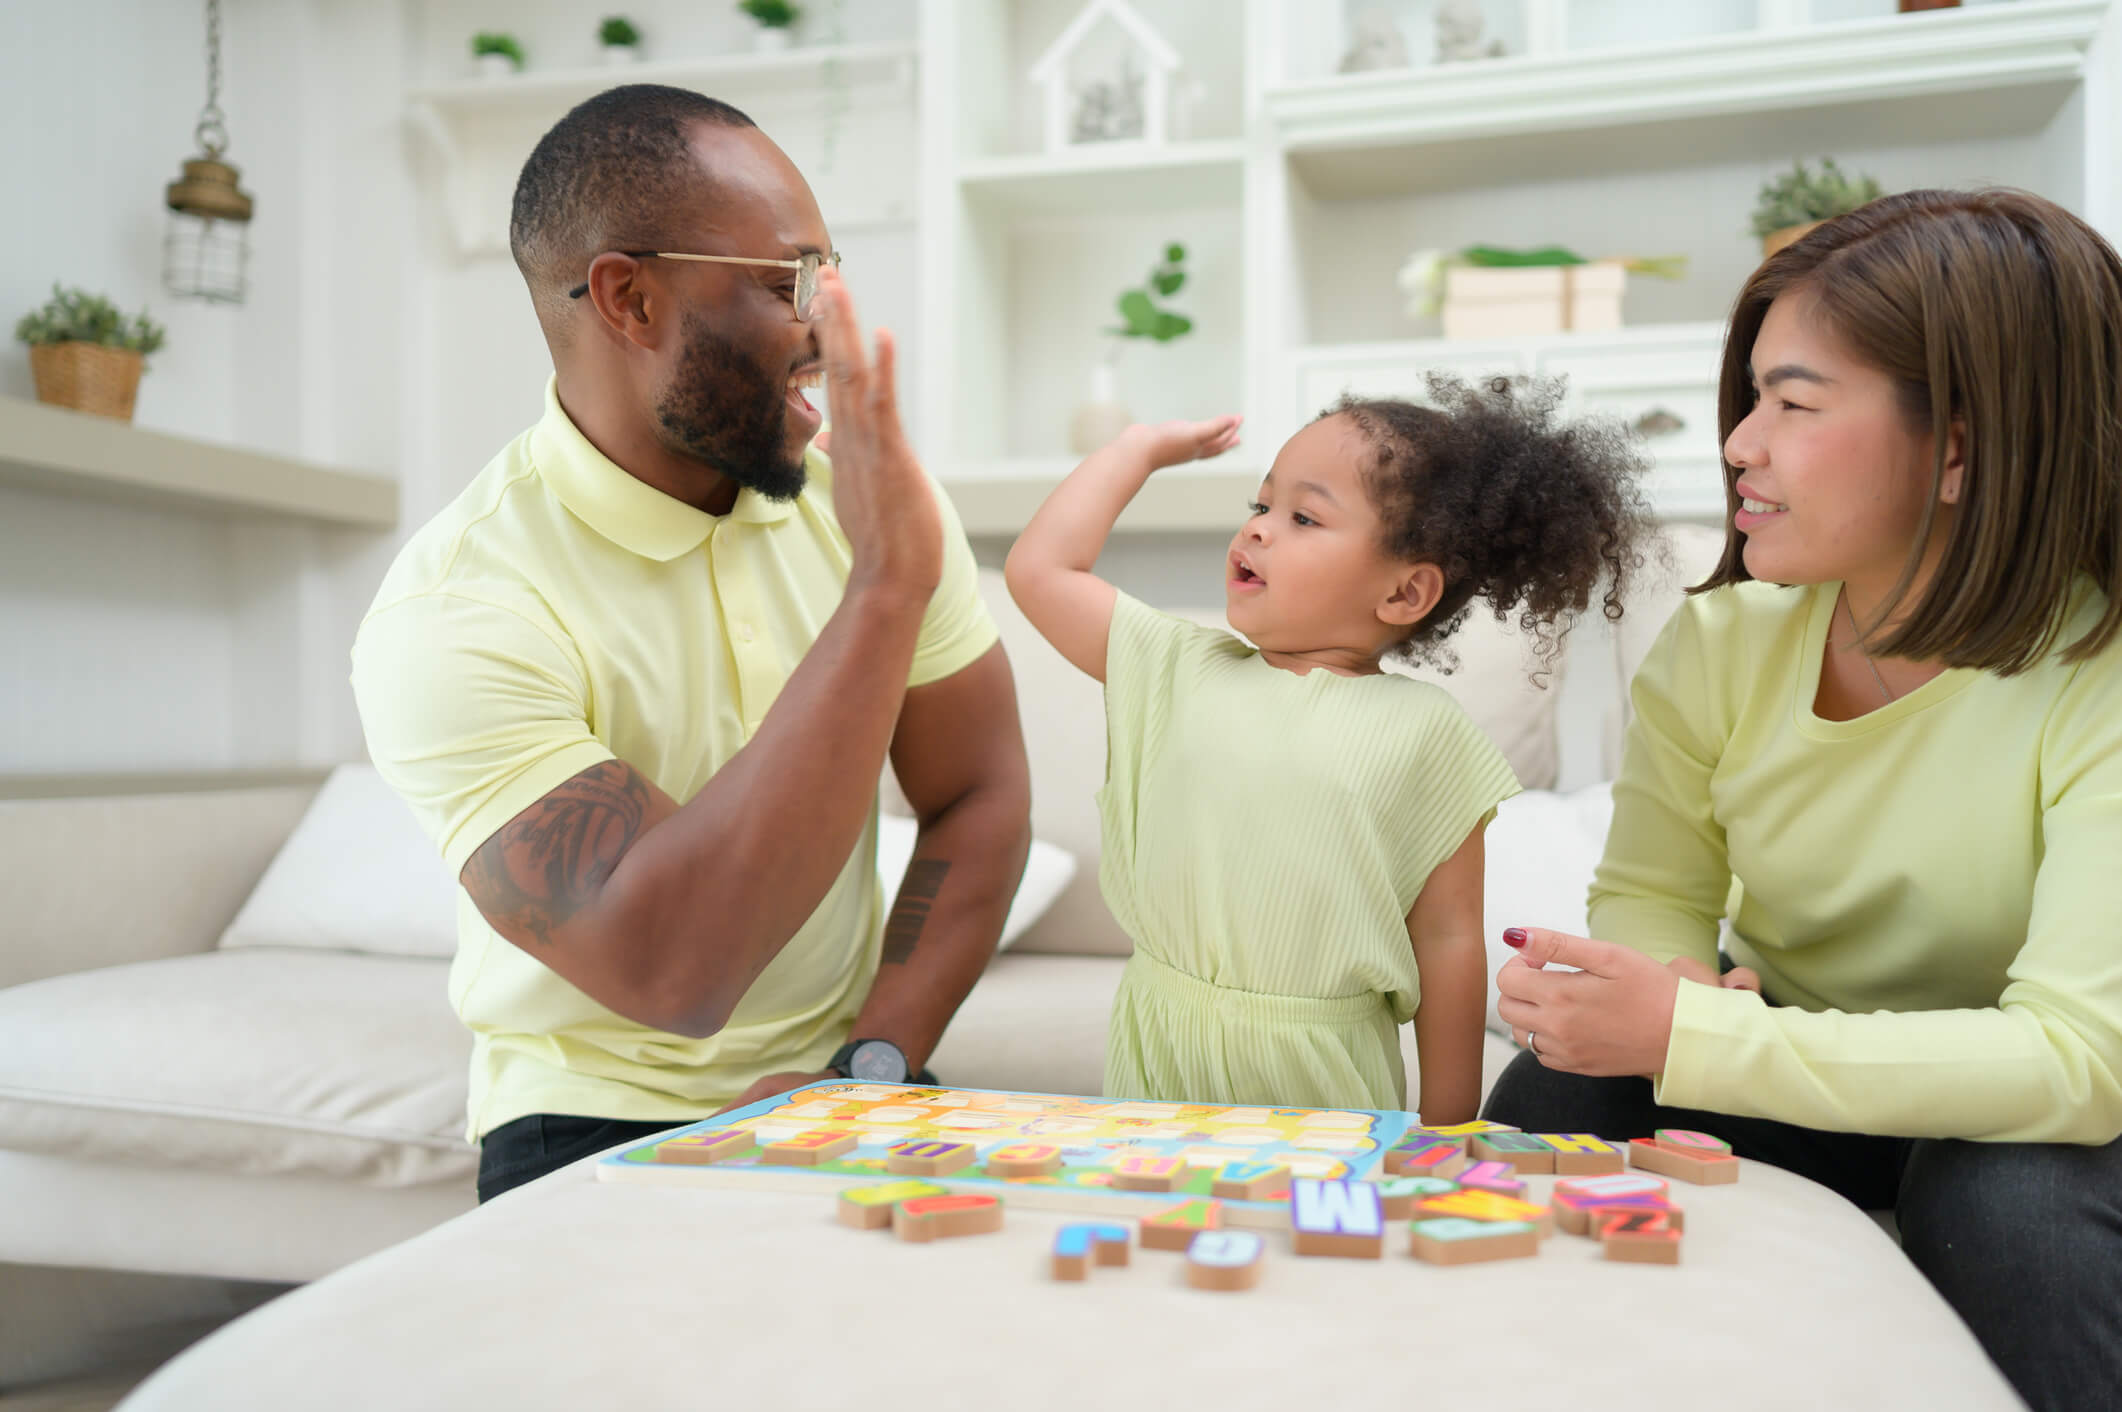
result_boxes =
[1005,379,1650,1120]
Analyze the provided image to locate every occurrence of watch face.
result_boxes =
[848,1040,908,1083]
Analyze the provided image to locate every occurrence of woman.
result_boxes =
[1485,187,2122,1412]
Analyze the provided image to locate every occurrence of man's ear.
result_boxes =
[1938,415,1968,505]
[1379,562,1444,628]
[582,253,663,352]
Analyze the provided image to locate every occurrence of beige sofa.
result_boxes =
[0,529,1721,1386]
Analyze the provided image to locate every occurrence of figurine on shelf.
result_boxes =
[1339,7,1410,73]
[1030,0,1180,152]
[1071,60,1147,143]
[1435,1,1506,62]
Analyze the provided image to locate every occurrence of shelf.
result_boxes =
[1266,1,2106,199]
[943,459,1261,537]
[0,396,397,529]
[958,140,1247,219]
[406,41,918,117]
[406,42,920,255]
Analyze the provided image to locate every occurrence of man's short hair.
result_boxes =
[510,85,756,321]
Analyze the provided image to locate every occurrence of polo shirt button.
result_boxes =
[735,623,755,643]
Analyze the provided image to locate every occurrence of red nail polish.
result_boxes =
[1503,927,1529,948]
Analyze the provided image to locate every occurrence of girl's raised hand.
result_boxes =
[1127,415,1243,471]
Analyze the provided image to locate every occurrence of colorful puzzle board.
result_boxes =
[595,1081,1422,1229]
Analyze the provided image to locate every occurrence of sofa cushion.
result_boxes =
[219,764,461,960]
[0,949,474,1187]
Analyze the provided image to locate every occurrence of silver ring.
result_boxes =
[1527,1031,1543,1058]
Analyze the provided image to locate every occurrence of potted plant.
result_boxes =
[1751,158,1884,258]
[738,0,800,52]
[1070,243,1193,454]
[15,284,167,423]
[471,32,526,79]
[600,16,641,64]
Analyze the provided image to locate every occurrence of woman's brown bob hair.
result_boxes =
[1699,188,2122,674]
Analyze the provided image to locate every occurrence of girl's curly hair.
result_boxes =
[1328,374,1655,672]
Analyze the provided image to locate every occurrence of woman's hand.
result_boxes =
[1122,415,1242,471]
[1494,926,1701,1077]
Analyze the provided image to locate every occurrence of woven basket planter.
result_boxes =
[28,342,144,421]
[1760,220,1825,260]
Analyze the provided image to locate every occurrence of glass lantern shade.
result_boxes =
[164,156,253,305]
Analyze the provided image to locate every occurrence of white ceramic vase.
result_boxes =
[753,27,792,52]
[601,43,639,65]
[1069,361,1132,454]
[476,52,516,79]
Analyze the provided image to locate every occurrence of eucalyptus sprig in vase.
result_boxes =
[1073,243,1193,454]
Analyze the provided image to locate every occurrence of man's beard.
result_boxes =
[655,311,808,502]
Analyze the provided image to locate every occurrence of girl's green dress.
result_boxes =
[1099,593,1520,1111]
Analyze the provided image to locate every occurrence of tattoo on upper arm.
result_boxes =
[461,760,650,947]
[881,859,951,965]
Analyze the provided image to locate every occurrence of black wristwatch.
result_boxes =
[827,1037,911,1084]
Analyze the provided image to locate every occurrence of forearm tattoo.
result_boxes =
[461,760,650,947]
[882,859,951,965]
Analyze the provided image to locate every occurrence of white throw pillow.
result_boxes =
[1479,783,1614,1035]
[218,764,461,959]
[875,814,1077,950]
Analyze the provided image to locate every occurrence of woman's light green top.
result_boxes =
[1595,579,2122,1144]
[1097,593,1519,1110]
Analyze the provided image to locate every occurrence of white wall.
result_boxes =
[0,0,411,776]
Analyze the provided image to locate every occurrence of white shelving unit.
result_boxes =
[0,396,397,529]
[407,42,920,256]
[400,1,2121,530]
[914,0,2119,530]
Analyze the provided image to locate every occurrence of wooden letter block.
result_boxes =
[1456,1160,1526,1197]
[1601,1208,1682,1264]
[893,1193,1004,1243]
[1412,1189,1553,1237]
[651,1128,751,1165]
[1186,1230,1266,1291]
[1051,1222,1131,1280]
[759,1129,858,1166]
[1384,1138,1469,1179]
[1141,1198,1223,1251]
[837,1179,947,1230]
[1407,1120,1520,1142]
[1467,1131,1558,1175]
[1210,1161,1289,1201]
[1538,1133,1625,1175]
[1552,1174,1682,1237]
[885,1139,977,1177]
[1371,1176,1458,1219]
[1109,1154,1188,1192]
[1290,1178,1387,1259]
[1630,1137,1739,1186]
[984,1142,1064,1179]
[1409,1217,1541,1265]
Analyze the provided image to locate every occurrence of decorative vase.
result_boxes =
[476,52,517,79]
[1068,362,1132,455]
[29,343,144,422]
[601,43,639,65]
[1761,220,1824,259]
[753,27,792,52]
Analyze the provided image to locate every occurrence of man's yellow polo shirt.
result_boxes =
[351,378,996,1140]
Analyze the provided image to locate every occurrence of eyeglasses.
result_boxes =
[567,249,842,321]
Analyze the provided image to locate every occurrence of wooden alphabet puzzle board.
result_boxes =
[595,1081,1424,1229]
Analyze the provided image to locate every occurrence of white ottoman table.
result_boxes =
[121,1147,2021,1411]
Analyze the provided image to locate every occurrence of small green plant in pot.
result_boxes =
[739,0,801,51]
[471,32,526,77]
[1071,244,1195,454]
[15,284,167,422]
[1752,158,1884,257]
[600,16,641,63]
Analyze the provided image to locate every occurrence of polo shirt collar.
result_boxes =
[531,377,795,561]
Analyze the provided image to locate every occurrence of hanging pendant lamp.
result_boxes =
[163,0,254,305]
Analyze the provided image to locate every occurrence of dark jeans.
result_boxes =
[1483,1051,2122,1412]
[478,1069,943,1203]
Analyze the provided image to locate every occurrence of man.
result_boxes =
[351,86,1031,1201]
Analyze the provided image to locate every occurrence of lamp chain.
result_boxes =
[194,0,229,159]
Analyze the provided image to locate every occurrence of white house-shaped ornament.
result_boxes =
[1028,0,1181,153]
